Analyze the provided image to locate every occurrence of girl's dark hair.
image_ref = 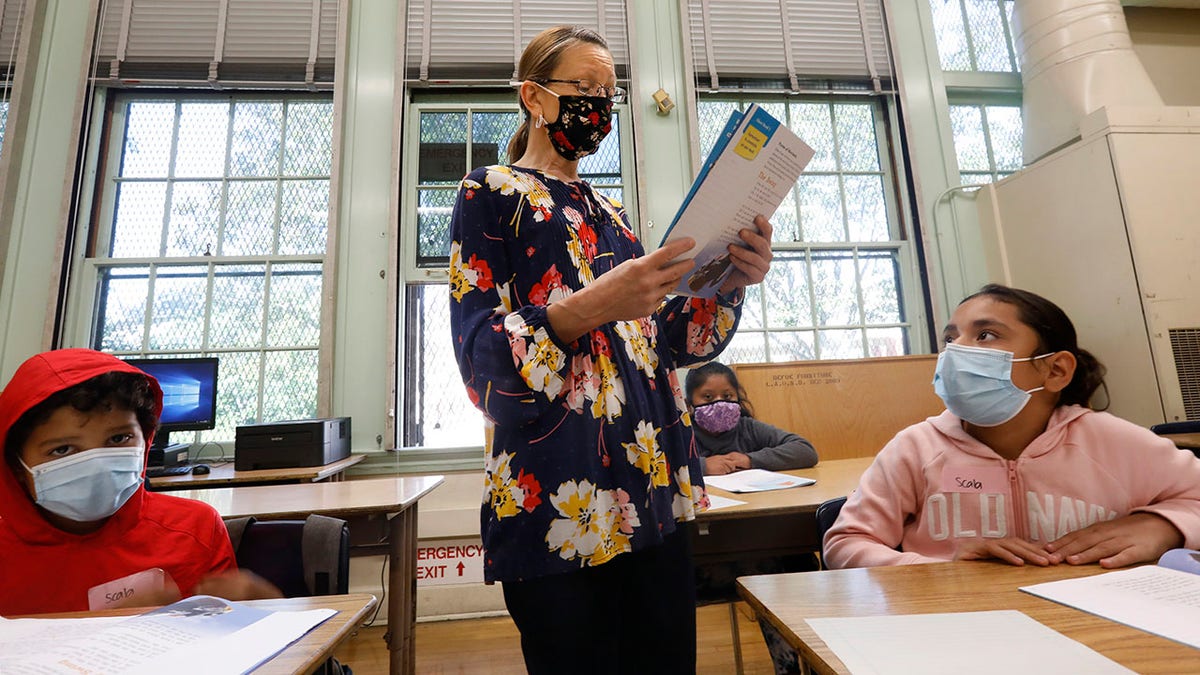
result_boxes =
[4,372,158,468]
[962,284,1107,409]
[507,25,609,160]
[684,361,755,418]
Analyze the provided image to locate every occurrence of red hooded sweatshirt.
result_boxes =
[0,349,236,615]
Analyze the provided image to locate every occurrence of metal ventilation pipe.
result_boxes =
[1011,0,1162,164]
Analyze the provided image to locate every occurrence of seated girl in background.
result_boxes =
[685,362,818,475]
[825,284,1200,570]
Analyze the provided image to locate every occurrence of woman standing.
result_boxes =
[449,25,774,674]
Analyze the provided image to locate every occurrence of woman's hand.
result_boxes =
[1044,513,1184,569]
[718,215,774,294]
[547,237,696,343]
[192,570,284,601]
[953,537,1055,566]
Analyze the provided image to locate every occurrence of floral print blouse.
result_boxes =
[449,164,743,583]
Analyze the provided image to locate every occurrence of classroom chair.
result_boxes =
[815,496,848,571]
[225,514,350,596]
[224,515,352,675]
[1150,421,1200,459]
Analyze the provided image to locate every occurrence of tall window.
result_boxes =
[696,97,916,362]
[929,1,1024,181]
[929,0,1017,73]
[77,92,334,443]
[401,98,633,448]
[947,102,1022,183]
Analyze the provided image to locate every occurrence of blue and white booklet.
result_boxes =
[660,104,815,298]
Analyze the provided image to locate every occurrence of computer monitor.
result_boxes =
[123,356,219,454]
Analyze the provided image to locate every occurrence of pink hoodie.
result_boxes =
[824,405,1200,569]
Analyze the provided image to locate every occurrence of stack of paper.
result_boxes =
[703,468,815,493]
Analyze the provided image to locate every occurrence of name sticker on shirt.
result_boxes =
[941,465,1008,494]
[87,567,166,611]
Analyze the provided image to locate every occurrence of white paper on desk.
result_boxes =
[0,595,335,675]
[703,494,748,510]
[806,610,1133,674]
[703,469,815,493]
[1020,565,1200,649]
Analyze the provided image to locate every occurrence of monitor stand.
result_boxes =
[148,432,191,468]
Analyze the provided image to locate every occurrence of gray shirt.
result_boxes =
[693,417,818,471]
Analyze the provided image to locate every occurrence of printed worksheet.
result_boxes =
[1021,565,1200,648]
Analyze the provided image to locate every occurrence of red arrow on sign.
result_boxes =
[456,562,465,576]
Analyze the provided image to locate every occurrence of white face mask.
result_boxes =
[933,343,1054,427]
[20,446,144,522]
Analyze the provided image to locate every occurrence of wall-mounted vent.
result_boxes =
[1169,328,1200,421]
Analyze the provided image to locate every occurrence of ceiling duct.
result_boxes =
[1012,0,1163,164]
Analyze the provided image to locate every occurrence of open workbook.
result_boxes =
[0,595,335,674]
[659,104,815,298]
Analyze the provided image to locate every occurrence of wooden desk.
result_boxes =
[691,457,872,563]
[147,454,365,490]
[22,593,377,675]
[739,562,1200,674]
[178,476,444,675]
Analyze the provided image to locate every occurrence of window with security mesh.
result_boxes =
[696,97,914,363]
[929,0,1018,73]
[947,103,1022,184]
[402,99,633,449]
[84,92,334,443]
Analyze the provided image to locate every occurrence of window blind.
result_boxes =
[687,0,892,91]
[94,0,339,87]
[0,0,28,76]
[405,0,629,83]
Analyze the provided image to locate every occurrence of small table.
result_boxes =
[20,593,377,675]
[692,457,872,563]
[739,561,1200,674]
[177,475,444,675]
[147,454,365,490]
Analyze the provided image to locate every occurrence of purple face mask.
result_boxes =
[693,400,741,434]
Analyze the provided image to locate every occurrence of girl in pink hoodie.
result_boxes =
[824,284,1200,570]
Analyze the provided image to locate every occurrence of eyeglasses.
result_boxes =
[531,78,627,103]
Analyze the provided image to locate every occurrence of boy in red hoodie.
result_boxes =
[0,348,278,615]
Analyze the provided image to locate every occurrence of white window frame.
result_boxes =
[62,88,337,445]
[694,92,929,361]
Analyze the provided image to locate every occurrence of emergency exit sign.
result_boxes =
[415,538,485,586]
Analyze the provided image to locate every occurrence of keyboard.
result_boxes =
[145,465,193,478]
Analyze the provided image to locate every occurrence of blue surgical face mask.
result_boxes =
[933,343,1054,427]
[20,446,144,522]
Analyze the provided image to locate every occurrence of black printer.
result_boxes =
[234,417,351,471]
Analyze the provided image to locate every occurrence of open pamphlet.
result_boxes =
[660,103,815,298]
[1020,563,1200,650]
[0,595,336,674]
[805,610,1134,674]
[702,468,815,493]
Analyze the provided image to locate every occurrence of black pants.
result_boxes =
[502,529,697,675]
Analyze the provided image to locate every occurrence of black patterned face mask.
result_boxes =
[543,95,614,161]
